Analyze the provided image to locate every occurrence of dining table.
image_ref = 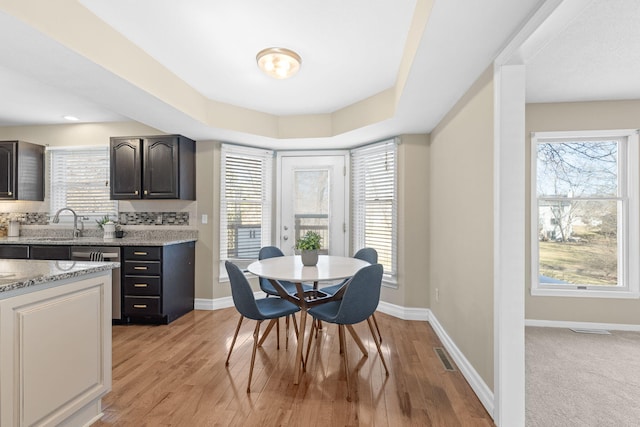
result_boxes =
[247,254,370,384]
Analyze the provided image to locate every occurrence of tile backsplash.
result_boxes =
[0,211,190,227]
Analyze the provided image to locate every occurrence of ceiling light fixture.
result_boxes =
[63,115,79,121]
[256,47,302,79]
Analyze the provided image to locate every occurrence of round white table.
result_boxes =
[247,255,369,384]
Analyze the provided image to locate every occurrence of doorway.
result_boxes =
[277,152,349,256]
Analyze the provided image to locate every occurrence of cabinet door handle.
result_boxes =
[144,190,148,195]
[7,191,12,196]
[134,283,148,287]
[134,190,139,195]
[133,304,147,309]
[134,266,148,270]
[133,251,147,256]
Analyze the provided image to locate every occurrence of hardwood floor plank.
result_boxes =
[94,309,493,426]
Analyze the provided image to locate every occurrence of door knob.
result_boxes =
[283,235,288,241]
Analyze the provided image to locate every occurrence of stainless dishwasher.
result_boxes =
[71,246,122,321]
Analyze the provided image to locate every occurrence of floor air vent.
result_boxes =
[434,347,456,371]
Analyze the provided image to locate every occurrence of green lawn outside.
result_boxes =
[539,235,617,285]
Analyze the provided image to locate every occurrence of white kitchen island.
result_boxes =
[0,260,117,427]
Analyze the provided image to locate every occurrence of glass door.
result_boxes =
[279,154,348,256]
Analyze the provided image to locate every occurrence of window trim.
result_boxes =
[351,138,398,287]
[530,129,639,299]
[219,143,274,281]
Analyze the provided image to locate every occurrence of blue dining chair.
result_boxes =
[319,248,383,343]
[307,263,389,401]
[258,246,313,296]
[258,246,313,347]
[225,261,301,393]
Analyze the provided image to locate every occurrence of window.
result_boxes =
[531,130,639,298]
[351,139,398,285]
[220,144,273,275]
[48,147,117,220]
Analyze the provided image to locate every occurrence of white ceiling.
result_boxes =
[4,1,634,149]
[527,0,640,103]
[79,0,417,116]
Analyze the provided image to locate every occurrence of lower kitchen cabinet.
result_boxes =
[122,242,195,324]
[0,245,29,259]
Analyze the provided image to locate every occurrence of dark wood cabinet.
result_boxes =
[110,135,195,200]
[122,242,195,324]
[110,138,142,199]
[0,245,29,259]
[30,245,71,260]
[0,140,45,201]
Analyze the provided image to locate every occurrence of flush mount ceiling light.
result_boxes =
[256,47,302,79]
[63,115,79,121]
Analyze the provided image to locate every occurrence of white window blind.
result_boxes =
[220,144,273,272]
[351,139,398,284]
[48,147,117,219]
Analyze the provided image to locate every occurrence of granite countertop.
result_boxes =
[0,230,197,246]
[0,259,119,296]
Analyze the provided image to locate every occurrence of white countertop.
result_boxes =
[0,232,197,246]
[0,259,119,296]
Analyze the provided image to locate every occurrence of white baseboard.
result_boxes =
[428,311,495,418]
[195,292,264,311]
[377,301,430,320]
[195,296,494,417]
[526,318,640,332]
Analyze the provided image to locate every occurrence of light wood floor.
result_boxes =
[95,309,493,426]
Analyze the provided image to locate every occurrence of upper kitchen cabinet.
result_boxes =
[0,140,45,201]
[110,135,195,200]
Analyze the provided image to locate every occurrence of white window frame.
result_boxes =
[351,138,398,287]
[219,143,273,281]
[531,129,639,299]
[47,146,117,223]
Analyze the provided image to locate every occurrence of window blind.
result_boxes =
[351,139,398,282]
[48,147,117,218]
[220,144,273,269]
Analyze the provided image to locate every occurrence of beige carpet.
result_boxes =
[526,326,640,427]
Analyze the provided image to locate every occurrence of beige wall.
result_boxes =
[207,136,432,305]
[0,122,160,146]
[429,67,495,389]
[0,123,432,305]
[526,100,640,324]
[381,134,430,307]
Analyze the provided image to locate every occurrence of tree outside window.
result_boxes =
[536,138,621,286]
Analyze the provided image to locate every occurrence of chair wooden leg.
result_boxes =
[371,313,383,343]
[276,318,280,349]
[291,313,299,337]
[367,317,389,376]
[285,315,290,350]
[247,320,263,393]
[225,315,244,366]
[257,318,278,347]
[346,324,368,357]
[305,319,317,364]
[339,325,352,401]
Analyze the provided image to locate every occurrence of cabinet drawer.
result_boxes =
[124,276,161,296]
[124,260,161,275]
[124,296,160,316]
[0,245,29,259]
[30,245,71,260]
[124,246,161,261]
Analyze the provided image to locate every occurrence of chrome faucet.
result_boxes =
[52,207,82,238]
